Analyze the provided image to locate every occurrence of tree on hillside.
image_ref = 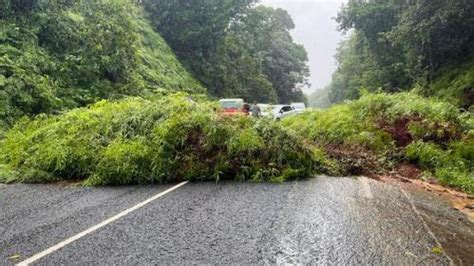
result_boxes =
[334,0,412,97]
[387,0,474,82]
[204,34,278,103]
[0,0,77,19]
[230,6,309,103]
[1,0,140,123]
[139,0,255,81]
[1,0,39,18]
[141,1,309,103]
[329,0,474,104]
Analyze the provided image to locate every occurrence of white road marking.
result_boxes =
[17,181,189,266]
[359,176,373,199]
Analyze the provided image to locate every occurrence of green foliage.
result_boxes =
[228,6,309,103]
[406,142,446,169]
[388,0,474,80]
[406,139,474,193]
[140,0,255,64]
[352,91,463,120]
[141,1,309,103]
[0,0,45,19]
[328,32,411,103]
[0,0,202,127]
[330,0,474,106]
[0,25,59,126]
[134,17,203,93]
[229,127,264,154]
[0,164,15,183]
[283,95,394,152]
[205,34,278,103]
[428,60,474,109]
[0,92,326,185]
[284,91,474,192]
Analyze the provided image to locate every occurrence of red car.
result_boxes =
[218,99,249,116]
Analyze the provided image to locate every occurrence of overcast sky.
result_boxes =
[261,0,347,93]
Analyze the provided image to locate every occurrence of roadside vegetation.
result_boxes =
[284,92,474,193]
[0,92,328,185]
[1,91,471,194]
[0,1,472,194]
[0,0,201,129]
[303,0,474,193]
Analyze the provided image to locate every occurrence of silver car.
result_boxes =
[272,105,297,120]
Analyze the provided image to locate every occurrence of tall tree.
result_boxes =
[140,0,256,83]
[329,0,474,105]
[141,1,309,103]
[205,34,277,102]
[230,6,309,103]
[388,0,474,82]
[336,0,412,92]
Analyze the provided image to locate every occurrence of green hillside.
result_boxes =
[427,60,474,109]
[328,0,474,107]
[0,0,202,129]
[284,92,474,193]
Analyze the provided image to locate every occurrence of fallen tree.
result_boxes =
[0,92,328,185]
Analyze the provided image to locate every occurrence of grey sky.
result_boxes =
[261,0,346,93]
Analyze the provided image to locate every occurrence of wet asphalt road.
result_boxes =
[1,177,473,265]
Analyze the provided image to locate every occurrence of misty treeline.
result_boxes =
[0,0,309,129]
[140,0,309,104]
[327,0,474,108]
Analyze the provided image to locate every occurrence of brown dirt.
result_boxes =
[323,144,384,176]
[377,117,416,147]
[393,163,423,179]
[376,166,474,223]
[376,116,460,147]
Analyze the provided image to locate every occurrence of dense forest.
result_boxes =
[141,0,309,103]
[327,0,474,109]
[0,0,309,129]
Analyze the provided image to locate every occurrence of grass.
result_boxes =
[0,164,15,183]
[0,1,203,128]
[0,92,329,185]
[1,90,472,193]
[427,60,474,109]
[283,91,474,193]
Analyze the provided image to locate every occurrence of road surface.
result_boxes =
[1,176,473,265]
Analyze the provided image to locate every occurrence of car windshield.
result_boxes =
[273,105,291,112]
[220,100,243,109]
